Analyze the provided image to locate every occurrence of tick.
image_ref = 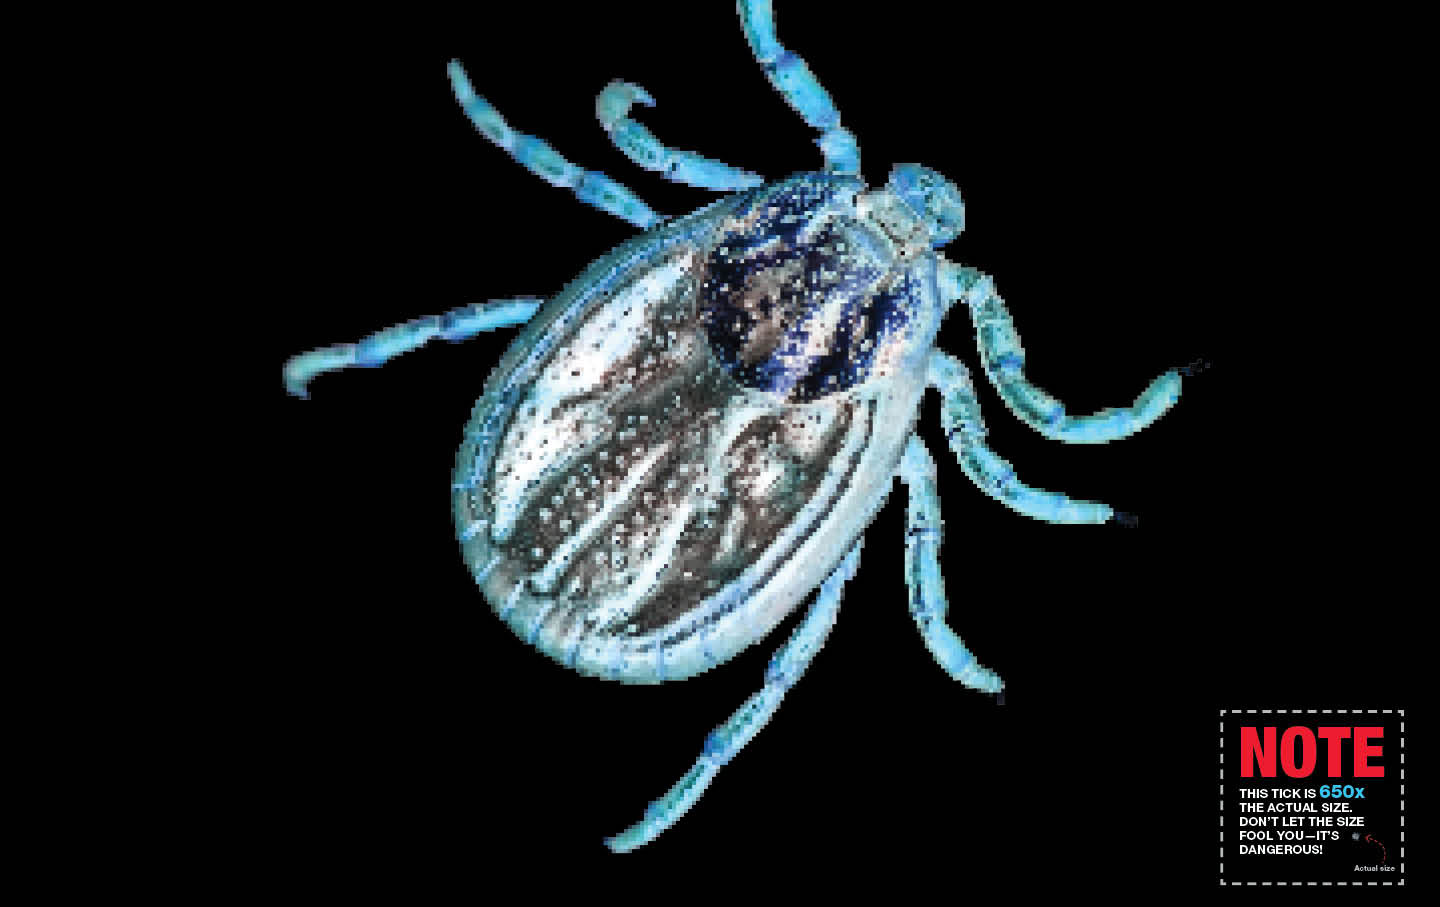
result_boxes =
[284,0,1194,851]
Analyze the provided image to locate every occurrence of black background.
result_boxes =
[260,1,1416,885]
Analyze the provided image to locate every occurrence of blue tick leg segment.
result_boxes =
[899,437,1004,693]
[737,0,860,174]
[940,262,1184,444]
[604,540,862,853]
[448,62,663,228]
[283,298,541,397]
[928,352,1115,525]
[595,81,765,191]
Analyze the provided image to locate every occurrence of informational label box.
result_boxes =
[1219,709,1404,887]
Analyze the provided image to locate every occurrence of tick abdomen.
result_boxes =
[453,197,930,682]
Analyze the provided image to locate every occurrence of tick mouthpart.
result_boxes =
[854,187,930,256]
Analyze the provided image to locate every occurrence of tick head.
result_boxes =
[887,164,965,248]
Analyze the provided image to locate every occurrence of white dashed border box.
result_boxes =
[1218,709,1405,887]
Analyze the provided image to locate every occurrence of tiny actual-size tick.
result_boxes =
[284,0,1195,852]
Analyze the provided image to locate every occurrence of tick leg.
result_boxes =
[898,435,1005,693]
[928,351,1116,525]
[939,261,1184,444]
[736,0,860,174]
[283,298,541,398]
[604,539,861,853]
[448,61,663,228]
[595,81,764,191]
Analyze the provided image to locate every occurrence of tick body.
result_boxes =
[285,0,1191,852]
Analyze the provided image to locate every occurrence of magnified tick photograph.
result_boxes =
[268,0,1411,881]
